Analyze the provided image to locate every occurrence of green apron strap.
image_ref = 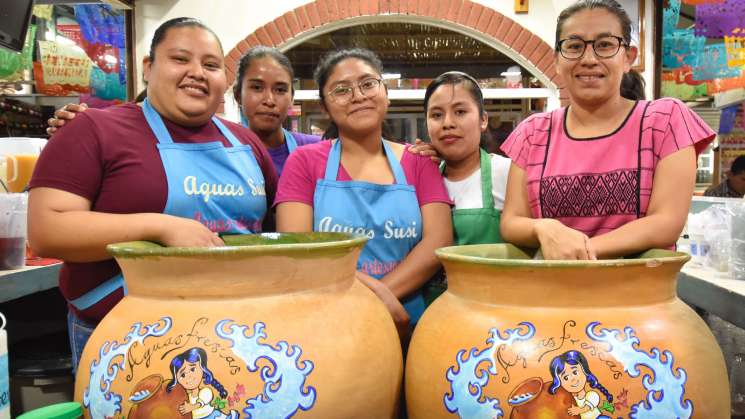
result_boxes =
[478,148,494,209]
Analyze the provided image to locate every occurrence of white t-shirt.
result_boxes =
[574,390,602,419]
[190,387,216,418]
[443,154,511,210]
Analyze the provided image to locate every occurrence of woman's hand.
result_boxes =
[46,102,88,136]
[355,271,410,340]
[154,215,225,247]
[534,218,596,260]
[407,138,441,164]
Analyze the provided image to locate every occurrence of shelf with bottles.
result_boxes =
[0,97,53,138]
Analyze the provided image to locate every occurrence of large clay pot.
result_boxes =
[74,233,402,419]
[406,244,729,419]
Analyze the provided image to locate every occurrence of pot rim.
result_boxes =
[435,243,690,268]
[107,232,368,259]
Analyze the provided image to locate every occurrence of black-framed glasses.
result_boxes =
[556,35,629,60]
[327,78,383,104]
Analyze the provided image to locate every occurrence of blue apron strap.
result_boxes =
[323,139,342,181]
[283,129,298,154]
[211,117,243,148]
[69,273,126,311]
[142,99,175,145]
[382,140,408,185]
[240,107,250,128]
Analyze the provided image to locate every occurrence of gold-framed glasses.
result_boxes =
[327,78,383,104]
[557,35,628,60]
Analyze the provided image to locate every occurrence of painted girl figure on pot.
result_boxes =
[548,350,613,419]
[167,347,239,419]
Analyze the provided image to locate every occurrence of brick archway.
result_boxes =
[224,0,562,101]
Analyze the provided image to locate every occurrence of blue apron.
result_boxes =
[241,109,298,155]
[283,128,298,153]
[70,99,267,311]
[313,140,425,322]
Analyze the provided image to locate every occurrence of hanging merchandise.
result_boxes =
[707,72,745,93]
[34,41,92,96]
[695,0,745,38]
[661,79,709,100]
[0,25,36,82]
[720,105,739,134]
[693,43,743,81]
[80,38,119,74]
[670,65,706,85]
[664,0,682,37]
[663,29,706,69]
[56,24,84,49]
[32,5,53,21]
[74,5,125,48]
[90,66,125,101]
[725,34,745,67]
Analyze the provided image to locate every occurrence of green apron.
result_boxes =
[424,149,503,305]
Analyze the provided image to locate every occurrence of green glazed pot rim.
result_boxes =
[435,243,691,268]
[107,232,368,258]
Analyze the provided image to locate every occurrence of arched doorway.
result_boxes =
[223,0,563,142]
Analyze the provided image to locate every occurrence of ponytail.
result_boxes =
[133,89,147,103]
[621,69,645,100]
[322,122,338,140]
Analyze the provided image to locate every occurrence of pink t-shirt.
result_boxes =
[501,98,715,237]
[275,140,451,207]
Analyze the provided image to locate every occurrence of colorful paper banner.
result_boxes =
[720,105,739,134]
[664,0,682,37]
[663,29,706,69]
[725,34,745,67]
[74,5,125,48]
[693,43,742,81]
[695,0,745,38]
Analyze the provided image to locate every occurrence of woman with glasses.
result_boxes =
[275,48,453,333]
[500,0,715,260]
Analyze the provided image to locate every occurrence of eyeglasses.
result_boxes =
[556,35,629,60]
[327,78,383,104]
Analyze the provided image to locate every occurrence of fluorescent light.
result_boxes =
[382,73,401,80]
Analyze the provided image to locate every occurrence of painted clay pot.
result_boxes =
[74,233,402,419]
[405,244,729,419]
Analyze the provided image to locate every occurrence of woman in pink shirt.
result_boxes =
[275,48,452,333]
[500,0,715,260]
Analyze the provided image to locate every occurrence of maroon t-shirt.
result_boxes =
[29,102,278,323]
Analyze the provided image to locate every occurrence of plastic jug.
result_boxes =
[0,138,47,193]
[0,194,27,270]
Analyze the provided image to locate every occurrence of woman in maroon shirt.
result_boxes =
[28,17,277,371]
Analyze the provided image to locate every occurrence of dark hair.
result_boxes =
[732,155,745,175]
[166,347,228,398]
[313,48,385,140]
[232,46,295,104]
[423,71,490,148]
[548,350,613,402]
[423,71,485,115]
[135,17,222,102]
[555,0,645,100]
